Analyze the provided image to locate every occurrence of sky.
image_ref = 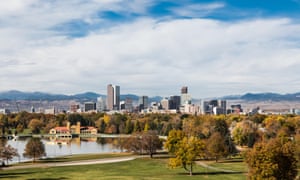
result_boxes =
[1,0,300,98]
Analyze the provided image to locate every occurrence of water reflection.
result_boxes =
[7,137,123,164]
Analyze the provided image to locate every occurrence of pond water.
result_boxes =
[6,137,123,164]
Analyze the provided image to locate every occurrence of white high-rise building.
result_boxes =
[180,86,191,105]
[97,97,106,112]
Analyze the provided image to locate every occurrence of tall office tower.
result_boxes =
[161,98,170,110]
[113,85,120,110]
[125,98,133,112]
[138,96,149,110]
[170,95,181,110]
[181,86,191,106]
[218,100,227,114]
[97,97,106,112]
[107,84,120,111]
[107,84,114,110]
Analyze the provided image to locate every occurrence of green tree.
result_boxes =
[0,115,8,135]
[206,132,229,162]
[124,119,133,134]
[28,119,43,134]
[133,120,141,132]
[232,120,258,147]
[169,136,205,176]
[23,138,46,162]
[245,137,297,180]
[214,118,229,137]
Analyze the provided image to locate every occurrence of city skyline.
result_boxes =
[1,1,300,98]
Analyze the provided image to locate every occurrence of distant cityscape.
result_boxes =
[1,84,300,116]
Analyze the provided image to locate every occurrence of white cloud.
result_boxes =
[170,2,226,17]
[1,1,300,97]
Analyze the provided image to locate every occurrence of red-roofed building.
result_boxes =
[50,127,70,134]
[49,121,97,136]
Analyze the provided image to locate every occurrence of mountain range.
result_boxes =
[0,90,162,102]
[0,90,300,102]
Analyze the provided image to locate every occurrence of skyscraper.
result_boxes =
[107,84,120,110]
[138,96,149,110]
[107,84,114,110]
[181,86,191,105]
[113,85,120,110]
[170,95,181,110]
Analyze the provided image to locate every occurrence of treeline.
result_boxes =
[0,112,181,135]
[0,112,299,140]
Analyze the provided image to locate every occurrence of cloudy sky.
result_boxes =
[1,0,300,98]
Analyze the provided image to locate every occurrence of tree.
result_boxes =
[23,138,46,162]
[213,118,229,137]
[164,129,184,154]
[169,136,205,176]
[0,115,8,135]
[232,120,258,147]
[28,119,43,134]
[141,130,162,158]
[123,131,162,158]
[245,137,297,180]
[295,133,300,162]
[206,132,229,162]
[124,119,133,134]
[133,120,142,132]
[0,145,19,165]
[123,133,143,154]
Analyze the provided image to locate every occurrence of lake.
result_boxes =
[6,137,123,164]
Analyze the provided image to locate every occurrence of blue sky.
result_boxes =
[1,0,300,98]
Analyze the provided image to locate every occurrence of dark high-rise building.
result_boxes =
[202,99,227,115]
[107,84,120,110]
[170,96,181,110]
[138,96,148,110]
[113,85,120,110]
[84,102,96,112]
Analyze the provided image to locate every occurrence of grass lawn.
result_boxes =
[0,158,247,180]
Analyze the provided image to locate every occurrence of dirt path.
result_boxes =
[196,161,238,173]
[3,156,138,170]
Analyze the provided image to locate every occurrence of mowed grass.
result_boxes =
[0,158,247,180]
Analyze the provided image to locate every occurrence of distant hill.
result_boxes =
[1,90,300,102]
[0,90,101,101]
[225,92,300,101]
[0,90,163,102]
